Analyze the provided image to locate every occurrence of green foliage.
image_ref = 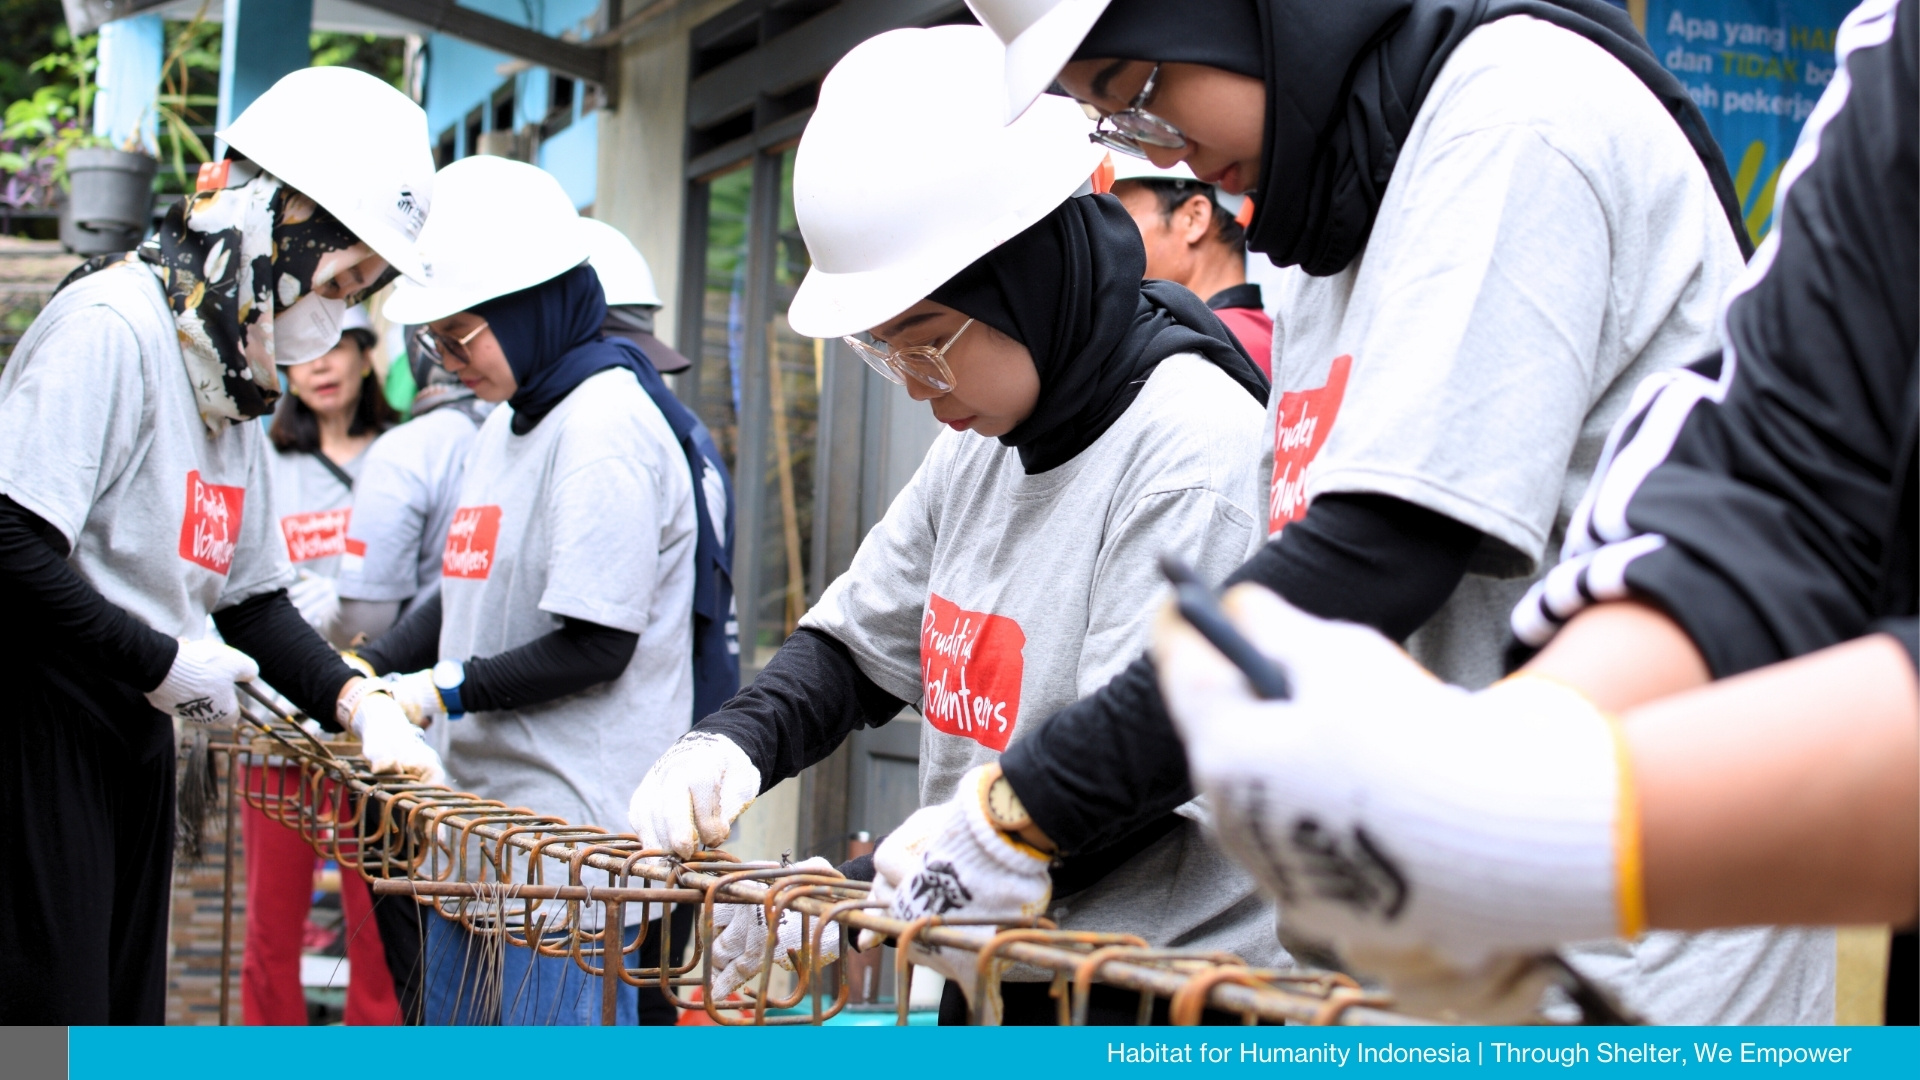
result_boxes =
[0,0,63,108]
[311,32,406,90]
[0,10,407,206]
[0,27,106,201]
[155,10,220,194]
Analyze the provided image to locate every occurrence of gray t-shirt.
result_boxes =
[1258,16,1830,1023]
[0,263,292,638]
[268,446,364,580]
[804,355,1284,964]
[336,402,489,607]
[438,368,697,870]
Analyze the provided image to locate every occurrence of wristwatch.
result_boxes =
[432,658,467,721]
[982,765,1033,834]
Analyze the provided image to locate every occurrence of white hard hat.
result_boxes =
[1105,152,1248,220]
[1110,156,1196,183]
[787,25,1103,339]
[967,0,1114,123]
[218,67,435,282]
[381,156,591,325]
[579,218,663,307]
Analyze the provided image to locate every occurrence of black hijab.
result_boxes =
[474,262,656,434]
[1076,0,1752,277]
[929,194,1268,475]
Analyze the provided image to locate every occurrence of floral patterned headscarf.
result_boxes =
[61,159,397,433]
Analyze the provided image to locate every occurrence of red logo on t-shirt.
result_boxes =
[280,509,351,563]
[442,505,502,579]
[920,593,1026,752]
[177,470,244,575]
[1269,354,1352,534]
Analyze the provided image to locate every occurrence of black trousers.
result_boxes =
[635,902,696,1025]
[0,678,175,1023]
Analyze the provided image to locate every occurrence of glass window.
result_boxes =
[686,146,827,669]
[750,147,819,663]
[694,163,753,472]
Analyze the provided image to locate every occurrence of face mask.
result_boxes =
[275,292,349,367]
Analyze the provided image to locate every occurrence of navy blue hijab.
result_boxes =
[473,258,744,718]
[475,262,648,434]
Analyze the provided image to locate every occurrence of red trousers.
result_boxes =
[240,765,400,1025]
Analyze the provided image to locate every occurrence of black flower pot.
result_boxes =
[60,146,157,255]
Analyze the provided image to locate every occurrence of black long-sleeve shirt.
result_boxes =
[685,492,1481,863]
[0,495,357,728]
[1513,0,1917,679]
[1000,492,1481,855]
[357,589,639,713]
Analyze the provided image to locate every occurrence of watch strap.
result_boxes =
[336,679,391,732]
[434,660,467,720]
[437,680,464,719]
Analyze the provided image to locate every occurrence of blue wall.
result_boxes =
[421,0,602,209]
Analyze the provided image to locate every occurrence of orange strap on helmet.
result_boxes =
[1089,153,1115,195]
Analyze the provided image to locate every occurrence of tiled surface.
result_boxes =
[165,807,246,1027]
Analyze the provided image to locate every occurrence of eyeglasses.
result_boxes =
[842,318,973,392]
[415,320,489,368]
[1083,63,1189,159]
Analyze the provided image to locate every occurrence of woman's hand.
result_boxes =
[146,638,260,724]
[347,686,447,786]
[626,732,761,858]
[384,669,448,728]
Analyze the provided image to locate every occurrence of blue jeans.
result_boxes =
[423,913,641,1025]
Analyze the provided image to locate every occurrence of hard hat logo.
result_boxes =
[395,186,426,237]
[383,156,593,326]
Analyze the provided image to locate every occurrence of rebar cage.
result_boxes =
[204,685,1425,1028]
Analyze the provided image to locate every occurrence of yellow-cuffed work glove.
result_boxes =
[862,765,1052,1019]
[1152,585,1641,1020]
[383,668,446,728]
[351,689,448,786]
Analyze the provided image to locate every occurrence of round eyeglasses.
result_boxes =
[843,318,973,393]
[414,319,489,369]
[1083,63,1189,159]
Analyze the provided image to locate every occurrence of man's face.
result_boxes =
[1113,180,1211,287]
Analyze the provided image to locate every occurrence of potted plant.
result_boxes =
[0,31,158,255]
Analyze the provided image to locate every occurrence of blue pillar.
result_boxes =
[93,15,164,154]
[215,0,314,144]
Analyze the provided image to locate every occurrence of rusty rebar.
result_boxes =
[210,691,1428,1028]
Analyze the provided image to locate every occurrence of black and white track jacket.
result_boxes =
[1514,0,1918,674]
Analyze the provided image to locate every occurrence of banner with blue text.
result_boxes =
[1645,0,1855,242]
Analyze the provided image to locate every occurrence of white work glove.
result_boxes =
[627,732,760,858]
[863,765,1052,1013]
[351,689,448,786]
[707,857,842,1000]
[288,573,340,633]
[383,669,446,728]
[146,638,259,724]
[1151,585,1637,1021]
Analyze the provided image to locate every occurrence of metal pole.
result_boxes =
[217,746,240,1026]
[601,899,623,1026]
